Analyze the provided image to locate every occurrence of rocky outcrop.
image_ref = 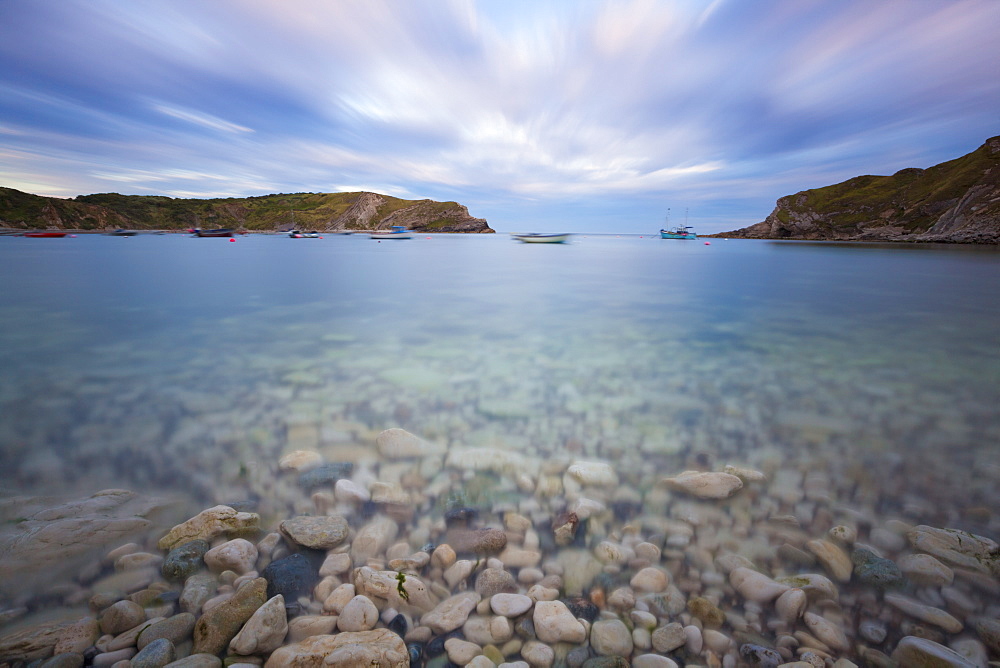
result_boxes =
[0,490,172,600]
[720,136,1000,243]
[0,188,494,233]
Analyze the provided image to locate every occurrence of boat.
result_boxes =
[191,228,235,237]
[660,226,697,239]
[289,230,320,238]
[110,229,137,236]
[660,208,697,239]
[370,226,412,240]
[511,233,571,243]
[23,231,67,238]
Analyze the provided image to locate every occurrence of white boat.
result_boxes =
[511,233,571,243]
[370,226,412,240]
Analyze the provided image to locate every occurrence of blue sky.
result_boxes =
[1,0,998,234]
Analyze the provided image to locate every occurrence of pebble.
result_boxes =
[264,629,407,667]
[851,547,903,589]
[803,612,849,652]
[92,648,137,667]
[491,593,533,618]
[632,656,679,668]
[99,601,146,635]
[884,593,963,633]
[337,595,380,632]
[203,539,258,575]
[136,613,195,651]
[260,554,317,601]
[729,567,791,603]
[898,552,954,587]
[890,635,977,667]
[278,515,349,550]
[663,471,743,499]
[157,506,260,551]
[775,588,807,625]
[521,639,555,667]
[629,567,669,593]
[228,594,287,654]
[590,619,633,656]
[533,600,587,644]
[421,592,481,634]
[806,539,853,582]
[650,623,685,653]
[130,637,174,668]
[191,577,267,655]
[277,449,322,471]
[445,637,483,664]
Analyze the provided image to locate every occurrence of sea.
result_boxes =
[1,232,999,643]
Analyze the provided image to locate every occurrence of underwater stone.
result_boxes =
[852,547,904,590]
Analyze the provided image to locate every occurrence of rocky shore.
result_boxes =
[2,426,999,668]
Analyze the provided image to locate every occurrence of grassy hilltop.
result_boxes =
[0,189,494,234]
[719,136,1000,243]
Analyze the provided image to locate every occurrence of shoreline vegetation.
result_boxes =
[0,189,495,235]
[718,136,1000,244]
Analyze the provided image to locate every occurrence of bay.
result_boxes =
[1,232,998,627]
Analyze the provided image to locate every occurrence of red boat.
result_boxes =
[23,231,67,238]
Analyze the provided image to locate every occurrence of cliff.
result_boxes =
[0,189,494,234]
[719,136,1000,243]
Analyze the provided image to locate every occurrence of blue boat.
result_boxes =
[660,226,697,239]
[660,208,696,239]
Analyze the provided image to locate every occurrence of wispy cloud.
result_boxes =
[151,104,254,134]
[0,0,997,232]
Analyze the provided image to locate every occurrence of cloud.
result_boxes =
[151,104,254,134]
[0,0,998,231]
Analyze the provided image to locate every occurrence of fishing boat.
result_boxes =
[288,230,320,238]
[191,228,235,237]
[511,233,571,243]
[23,231,67,238]
[660,208,696,239]
[370,226,412,240]
[110,229,137,236]
[660,226,697,239]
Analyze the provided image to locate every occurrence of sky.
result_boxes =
[1,0,999,234]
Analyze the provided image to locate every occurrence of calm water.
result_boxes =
[1,232,999,602]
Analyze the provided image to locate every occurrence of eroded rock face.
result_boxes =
[0,490,168,598]
[718,135,1000,243]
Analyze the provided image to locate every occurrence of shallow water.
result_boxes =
[1,233,999,634]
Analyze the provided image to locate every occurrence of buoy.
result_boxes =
[229,238,235,242]
[426,236,431,239]
[704,241,710,245]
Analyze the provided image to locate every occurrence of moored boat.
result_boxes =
[660,226,697,239]
[110,229,137,236]
[660,207,696,239]
[512,232,571,243]
[370,226,412,239]
[191,228,235,237]
[23,231,67,238]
